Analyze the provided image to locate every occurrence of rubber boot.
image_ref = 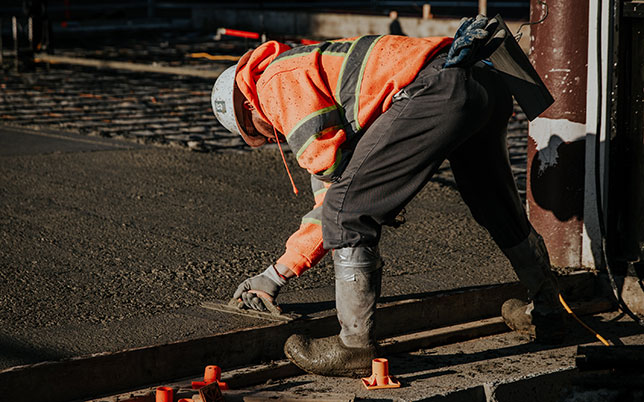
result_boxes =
[284,246,382,377]
[501,228,567,343]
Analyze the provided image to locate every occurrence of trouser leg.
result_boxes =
[447,65,531,249]
[442,67,566,341]
[322,58,490,250]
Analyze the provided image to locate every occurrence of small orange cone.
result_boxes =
[155,386,173,402]
[361,358,401,389]
[204,365,221,384]
[192,365,229,390]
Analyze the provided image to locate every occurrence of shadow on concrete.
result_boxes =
[389,316,644,376]
[0,334,67,367]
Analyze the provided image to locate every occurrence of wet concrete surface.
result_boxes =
[0,124,519,370]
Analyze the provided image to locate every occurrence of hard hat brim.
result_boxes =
[233,86,267,148]
[231,51,266,147]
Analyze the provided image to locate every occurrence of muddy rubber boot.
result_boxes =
[501,228,567,343]
[284,246,382,377]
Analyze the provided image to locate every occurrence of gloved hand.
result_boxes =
[444,15,505,68]
[232,265,288,311]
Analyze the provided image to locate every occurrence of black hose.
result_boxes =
[594,0,644,327]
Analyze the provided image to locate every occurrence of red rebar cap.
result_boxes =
[192,365,229,390]
[361,358,401,390]
[155,386,173,402]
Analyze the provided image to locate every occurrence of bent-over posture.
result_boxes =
[211,16,566,377]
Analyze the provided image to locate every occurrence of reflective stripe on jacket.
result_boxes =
[236,35,452,275]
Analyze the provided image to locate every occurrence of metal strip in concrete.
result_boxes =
[34,53,227,79]
[0,125,143,156]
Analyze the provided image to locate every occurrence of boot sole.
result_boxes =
[284,347,371,378]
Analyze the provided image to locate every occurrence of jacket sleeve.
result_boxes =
[276,175,331,276]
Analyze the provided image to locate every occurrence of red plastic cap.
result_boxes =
[192,365,229,390]
[155,386,173,402]
[361,358,401,390]
[204,365,222,383]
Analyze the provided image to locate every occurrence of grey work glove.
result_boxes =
[232,265,288,311]
[444,15,505,68]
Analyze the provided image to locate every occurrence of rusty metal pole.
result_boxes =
[479,0,488,16]
[527,0,590,269]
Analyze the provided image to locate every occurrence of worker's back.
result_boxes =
[236,35,451,179]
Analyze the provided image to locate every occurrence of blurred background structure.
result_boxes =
[0,1,530,50]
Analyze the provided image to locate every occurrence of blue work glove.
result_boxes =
[232,265,288,311]
[444,15,504,68]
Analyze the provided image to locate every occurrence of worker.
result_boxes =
[211,15,566,378]
[388,10,406,36]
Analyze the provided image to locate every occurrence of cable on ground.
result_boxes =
[558,293,610,346]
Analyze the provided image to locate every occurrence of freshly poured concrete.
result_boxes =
[0,125,517,370]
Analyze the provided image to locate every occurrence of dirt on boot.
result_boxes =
[284,334,376,378]
[501,298,567,344]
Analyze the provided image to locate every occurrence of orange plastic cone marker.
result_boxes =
[155,386,173,402]
[192,365,229,390]
[204,365,221,383]
[361,358,401,390]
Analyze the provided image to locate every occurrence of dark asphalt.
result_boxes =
[0,124,519,370]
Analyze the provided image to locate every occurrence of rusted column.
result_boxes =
[479,0,488,16]
[527,0,590,268]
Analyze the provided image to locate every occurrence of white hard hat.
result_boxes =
[211,50,266,147]
[211,63,243,136]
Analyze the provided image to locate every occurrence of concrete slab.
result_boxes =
[0,136,522,372]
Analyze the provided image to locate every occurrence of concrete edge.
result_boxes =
[0,273,598,402]
[418,368,577,402]
[0,123,146,150]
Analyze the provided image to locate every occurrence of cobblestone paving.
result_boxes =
[0,37,529,194]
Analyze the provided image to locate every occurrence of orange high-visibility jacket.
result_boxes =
[236,35,452,276]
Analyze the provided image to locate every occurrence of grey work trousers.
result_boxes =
[322,55,531,251]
